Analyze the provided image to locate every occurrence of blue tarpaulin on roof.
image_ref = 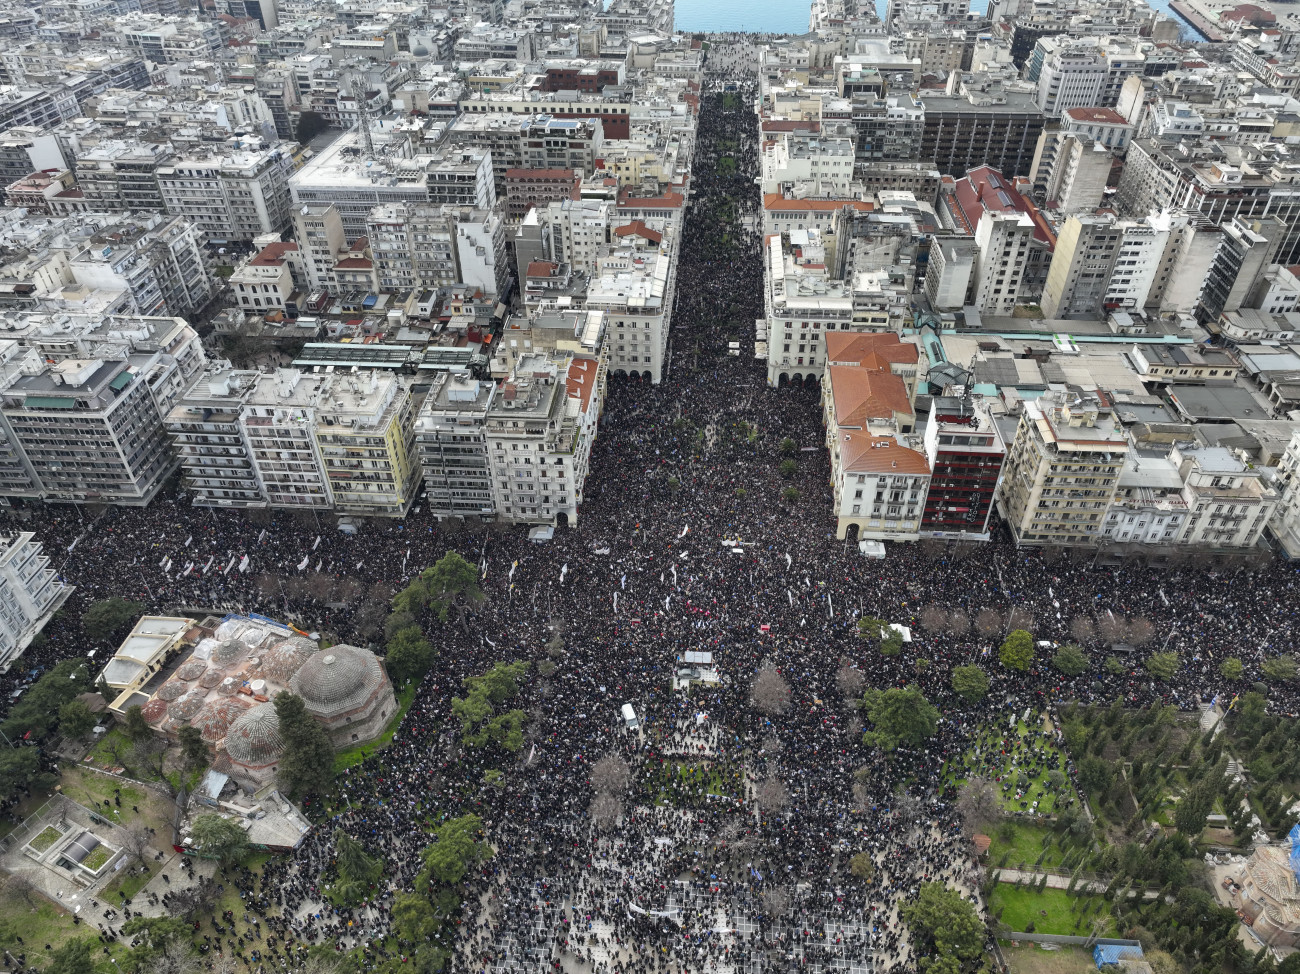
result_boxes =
[1289,822,1300,881]
[1094,944,1144,968]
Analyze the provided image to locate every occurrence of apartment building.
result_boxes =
[1173,444,1278,549]
[414,370,497,520]
[68,215,212,320]
[288,134,495,239]
[997,392,1129,546]
[74,141,174,213]
[166,368,420,516]
[920,395,1006,540]
[230,242,300,316]
[484,351,603,526]
[0,532,71,669]
[504,168,580,222]
[290,202,346,292]
[156,145,296,244]
[1041,213,1124,319]
[1102,454,1189,545]
[518,115,603,175]
[1,353,191,505]
[919,88,1046,178]
[587,240,674,384]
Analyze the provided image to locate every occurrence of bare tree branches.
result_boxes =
[919,606,948,632]
[955,777,1001,836]
[589,793,622,831]
[1070,615,1095,646]
[946,610,970,636]
[755,777,790,812]
[1006,606,1034,633]
[590,754,631,796]
[751,665,790,715]
[1127,617,1155,647]
[975,609,1002,637]
[835,663,864,699]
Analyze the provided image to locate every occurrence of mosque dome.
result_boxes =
[192,697,251,743]
[225,703,285,768]
[259,637,318,684]
[289,644,384,720]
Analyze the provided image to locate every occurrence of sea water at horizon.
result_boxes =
[673,0,1174,36]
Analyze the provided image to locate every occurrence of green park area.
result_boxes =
[945,711,1074,817]
[989,884,1116,937]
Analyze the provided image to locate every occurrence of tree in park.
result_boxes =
[1261,654,1298,683]
[778,459,797,479]
[901,882,985,972]
[1051,643,1090,677]
[82,597,145,642]
[835,662,865,699]
[857,616,902,656]
[124,704,153,743]
[334,828,383,904]
[950,665,989,704]
[44,938,102,974]
[121,916,200,970]
[849,852,875,881]
[189,813,249,865]
[177,725,209,772]
[1077,756,1114,796]
[1219,657,1244,681]
[274,691,336,797]
[0,746,41,803]
[861,685,939,751]
[999,629,1034,672]
[1145,651,1180,682]
[58,699,96,740]
[1174,779,1217,838]
[955,778,1001,835]
[2,659,93,740]
[418,814,492,890]
[394,551,484,631]
[451,661,529,751]
[384,625,434,684]
[750,664,790,714]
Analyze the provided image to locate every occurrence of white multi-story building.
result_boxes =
[0,532,71,669]
[1101,454,1189,545]
[156,145,296,244]
[1173,444,1278,549]
[972,211,1036,316]
[290,203,346,293]
[544,197,613,276]
[67,215,212,319]
[165,367,421,516]
[484,351,604,527]
[587,239,674,384]
[998,392,1130,546]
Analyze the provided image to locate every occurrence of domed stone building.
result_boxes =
[288,643,395,746]
[224,702,286,782]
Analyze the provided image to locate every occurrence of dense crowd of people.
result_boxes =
[1,37,1298,974]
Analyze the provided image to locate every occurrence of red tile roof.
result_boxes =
[827,365,913,429]
[250,241,298,266]
[613,220,662,244]
[838,430,930,475]
[566,356,599,411]
[824,332,919,367]
[1063,107,1129,126]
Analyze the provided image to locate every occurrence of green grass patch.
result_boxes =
[643,760,742,807]
[945,715,1072,817]
[0,897,130,966]
[85,726,131,766]
[988,822,1065,871]
[82,845,113,871]
[333,682,417,772]
[101,860,157,901]
[29,824,63,852]
[215,265,235,279]
[61,766,147,824]
[990,884,1115,936]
